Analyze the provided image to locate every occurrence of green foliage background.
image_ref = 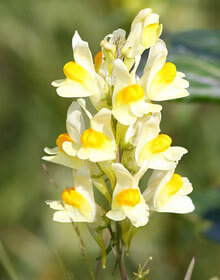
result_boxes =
[0,0,220,279]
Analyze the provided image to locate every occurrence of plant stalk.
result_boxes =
[116,223,129,280]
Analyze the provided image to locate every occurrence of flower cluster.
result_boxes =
[43,7,194,250]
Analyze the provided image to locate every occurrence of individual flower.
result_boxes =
[135,115,187,170]
[76,99,116,162]
[42,102,82,169]
[121,113,161,173]
[143,169,194,213]
[46,167,96,222]
[106,163,149,227]
[123,8,162,58]
[52,31,109,110]
[112,59,162,125]
[139,39,189,101]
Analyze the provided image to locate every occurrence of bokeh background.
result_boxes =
[1,0,220,279]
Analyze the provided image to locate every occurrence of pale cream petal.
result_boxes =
[74,167,96,221]
[51,79,68,87]
[126,22,143,57]
[112,59,132,101]
[131,8,152,29]
[149,82,190,101]
[144,12,159,26]
[89,146,116,162]
[62,141,80,156]
[123,203,149,227]
[42,152,81,169]
[53,210,72,223]
[56,81,95,98]
[91,108,114,140]
[177,177,193,195]
[112,163,134,189]
[148,154,177,170]
[72,31,95,75]
[106,210,126,221]
[164,146,188,161]
[46,200,64,210]
[143,169,174,208]
[158,195,195,214]
[77,98,92,119]
[112,105,137,125]
[66,101,85,142]
[139,39,167,94]
[44,146,59,155]
[77,148,91,160]
[130,101,149,117]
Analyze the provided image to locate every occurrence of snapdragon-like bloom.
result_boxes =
[143,169,194,213]
[112,59,162,125]
[139,39,189,101]
[135,120,188,170]
[42,102,82,169]
[52,32,109,111]
[106,163,149,227]
[77,100,116,162]
[46,167,96,222]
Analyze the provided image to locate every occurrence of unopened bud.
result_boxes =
[100,40,116,61]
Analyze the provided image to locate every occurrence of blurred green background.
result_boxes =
[0,0,220,279]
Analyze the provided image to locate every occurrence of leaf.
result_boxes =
[184,257,195,280]
[166,30,220,103]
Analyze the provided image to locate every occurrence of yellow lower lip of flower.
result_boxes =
[81,128,110,149]
[94,51,102,72]
[150,62,177,93]
[56,133,74,152]
[157,174,183,208]
[142,23,161,49]
[140,134,172,162]
[116,188,140,207]
[62,187,91,218]
[115,84,144,106]
[63,61,94,90]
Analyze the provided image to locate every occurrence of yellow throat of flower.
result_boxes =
[139,134,172,163]
[150,62,177,94]
[142,23,162,49]
[62,187,91,219]
[81,128,110,149]
[157,174,183,208]
[63,61,94,90]
[115,84,145,106]
[56,133,74,152]
[116,188,140,207]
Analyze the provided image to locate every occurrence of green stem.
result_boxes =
[116,223,129,280]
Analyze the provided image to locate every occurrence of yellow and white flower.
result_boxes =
[106,163,149,227]
[52,31,108,109]
[139,39,189,101]
[77,99,116,162]
[135,117,187,170]
[123,8,162,58]
[143,169,194,213]
[42,102,82,169]
[112,59,162,125]
[46,167,96,223]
